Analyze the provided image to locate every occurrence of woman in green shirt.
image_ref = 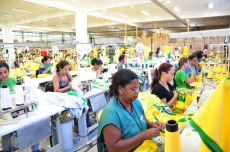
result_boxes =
[0,61,17,93]
[174,57,195,88]
[39,56,53,74]
[98,69,165,152]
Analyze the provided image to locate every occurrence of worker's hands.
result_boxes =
[68,82,72,88]
[190,70,195,76]
[143,128,160,139]
[151,121,166,129]
[173,91,179,97]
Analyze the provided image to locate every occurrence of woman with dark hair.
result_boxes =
[14,54,23,68]
[151,63,178,107]
[53,60,73,92]
[39,56,53,74]
[174,57,195,88]
[118,55,126,70]
[155,47,160,57]
[196,51,204,62]
[91,58,103,79]
[185,54,200,76]
[97,69,165,152]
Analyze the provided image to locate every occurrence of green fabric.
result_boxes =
[146,57,152,61]
[85,57,93,65]
[97,97,147,152]
[174,69,190,88]
[43,63,53,74]
[0,77,17,94]
[190,119,223,152]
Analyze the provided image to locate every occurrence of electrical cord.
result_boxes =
[74,139,97,152]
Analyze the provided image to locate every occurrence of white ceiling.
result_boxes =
[0,0,230,35]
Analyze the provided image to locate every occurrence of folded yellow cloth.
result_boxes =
[190,77,230,152]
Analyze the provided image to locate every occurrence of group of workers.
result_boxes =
[0,43,228,152]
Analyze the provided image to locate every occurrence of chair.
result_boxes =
[43,81,54,92]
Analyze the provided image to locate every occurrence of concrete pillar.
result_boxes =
[2,26,14,60]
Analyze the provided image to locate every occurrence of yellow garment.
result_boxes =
[135,140,158,152]
[144,46,151,58]
[190,77,230,152]
[93,48,97,57]
[175,88,193,111]
[119,48,125,55]
[182,46,188,57]
[163,46,170,54]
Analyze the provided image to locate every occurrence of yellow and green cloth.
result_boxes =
[190,77,230,152]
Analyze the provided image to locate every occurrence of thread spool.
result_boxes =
[165,120,181,152]
[1,85,13,110]
[15,82,24,106]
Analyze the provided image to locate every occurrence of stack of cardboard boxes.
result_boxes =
[136,35,152,47]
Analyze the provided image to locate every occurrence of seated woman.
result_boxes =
[91,58,103,79]
[174,57,195,88]
[0,61,40,152]
[98,69,165,152]
[185,54,200,76]
[118,55,126,70]
[151,63,178,108]
[53,60,73,93]
[39,56,53,74]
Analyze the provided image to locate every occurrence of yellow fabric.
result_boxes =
[144,46,151,58]
[190,77,230,152]
[15,68,21,77]
[182,46,188,57]
[163,46,170,54]
[119,48,125,55]
[199,62,205,69]
[207,69,213,79]
[93,48,97,57]
[135,140,158,152]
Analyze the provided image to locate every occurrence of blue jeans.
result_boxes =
[31,143,40,151]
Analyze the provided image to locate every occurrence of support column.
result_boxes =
[2,26,14,61]
[187,19,190,32]
[154,22,157,33]
[75,12,88,43]
[136,26,138,39]
[125,24,127,47]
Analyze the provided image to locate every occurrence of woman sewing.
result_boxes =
[118,55,126,70]
[174,57,195,88]
[39,56,53,74]
[151,63,178,108]
[91,58,103,79]
[0,61,40,152]
[53,60,73,93]
[98,69,165,152]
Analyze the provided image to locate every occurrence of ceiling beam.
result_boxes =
[151,0,189,28]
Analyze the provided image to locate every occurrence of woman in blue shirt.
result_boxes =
[97,69,165,152]
[39,56,53,74]
[185,54,200,76]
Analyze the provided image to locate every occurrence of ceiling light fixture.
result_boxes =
[141,11,149,15]
[60,22,70,25]
[75,0,80,3]
[102,9,106,12]
[173,7,180,12]
[108,25,115,27]
[35,4,50,8]
[60,16,65,19]
[43,20,48,22]
[118,13,127,17]
[166,1,170,4]
[129,5,134,8]
[13,8,32,13]
[208,2,214,9]
[0,13,13,17]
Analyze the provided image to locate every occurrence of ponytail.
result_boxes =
[151,68,160,88]
[175,57,188,74]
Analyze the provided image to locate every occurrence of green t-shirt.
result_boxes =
[43,63,53,74]
[97,97,147,152]
[85,57,93,65]
[0,77,17,94]
[174,69,190,88]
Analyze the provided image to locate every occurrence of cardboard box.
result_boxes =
[194,38,204,43]
[153,33,161,37]
[14,39,18,43]
[195,42,204,46]
[162,37,169,40]
[0,39,3,42]
[141,35,147,39]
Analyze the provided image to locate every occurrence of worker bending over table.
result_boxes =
[151,63,178,108]
[97,69,165,152]
[91,58,103,79]
[0,61,40,152]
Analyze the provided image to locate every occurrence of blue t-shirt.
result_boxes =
[97,97,147,152]
[185,65,199,76]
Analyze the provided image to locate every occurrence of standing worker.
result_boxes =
[107,45,115,64]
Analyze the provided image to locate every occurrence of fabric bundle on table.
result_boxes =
[190,77,230,152]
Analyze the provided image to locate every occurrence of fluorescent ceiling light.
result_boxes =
[0,13,13,17]
[46,24,55,27]
[13,8,32,13]
[118,13,127,17]
[108,25,115,27]
[102,9,106,12]
[173,7,180,12]
[208,2,214,9]
[75,0,79,2]
[166,0,170,4]
[35,4,50,8]
[60,16,65,19]
[141,11,149,15]
[60,22,70,25]
[43,20,48,22]
[129,5,134,8]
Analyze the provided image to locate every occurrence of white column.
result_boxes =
[2,26,15,62]
[143,29,148,36]
[75,12,88,43]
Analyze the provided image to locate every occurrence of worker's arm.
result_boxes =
[160,91,178,108]
[185,71,195,84]
[103,124,160,152]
